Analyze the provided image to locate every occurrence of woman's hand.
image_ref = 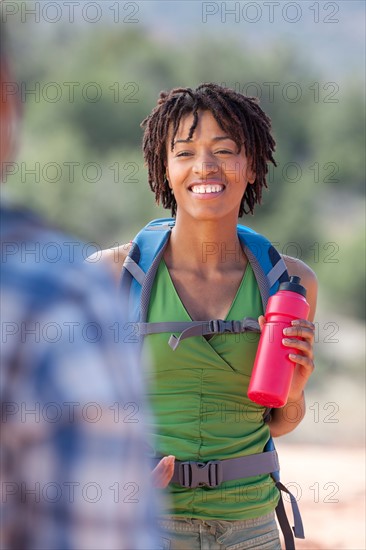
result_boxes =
[151,455,175,488]
[258,315,315,401]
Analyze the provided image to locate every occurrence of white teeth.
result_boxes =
[191,185,224,194]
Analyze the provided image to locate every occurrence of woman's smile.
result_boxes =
[188,180,225,197]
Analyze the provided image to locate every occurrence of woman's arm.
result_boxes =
[268,256,318,437]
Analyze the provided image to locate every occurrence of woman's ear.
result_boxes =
[165,167,172,188]
[247,158,256,184]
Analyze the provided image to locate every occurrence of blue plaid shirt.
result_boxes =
[0,203,159,549]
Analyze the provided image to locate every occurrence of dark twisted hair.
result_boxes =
[140,83,277,217]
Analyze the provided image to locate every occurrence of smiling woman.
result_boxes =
[96,83,318,550]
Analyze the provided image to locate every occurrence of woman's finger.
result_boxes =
[289,353,315,372]
[282,337,313,358]
[283,321,315,342]
[258,315,266,331]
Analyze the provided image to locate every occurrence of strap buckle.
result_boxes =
[178,460,223,488]
[208,319,224,334]
[208,319,242,334]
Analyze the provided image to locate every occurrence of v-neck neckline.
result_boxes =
[160,258,249,323]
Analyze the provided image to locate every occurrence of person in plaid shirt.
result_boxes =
[0,22,159,550]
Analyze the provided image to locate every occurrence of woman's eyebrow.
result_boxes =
[174,135,234,144]
[212,136,234,142]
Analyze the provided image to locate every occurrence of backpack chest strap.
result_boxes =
[138,317,260,350]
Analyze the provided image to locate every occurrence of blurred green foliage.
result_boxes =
[4,22,365,353]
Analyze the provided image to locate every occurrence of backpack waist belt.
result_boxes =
[151,450,305,544]
[151,450,279,489]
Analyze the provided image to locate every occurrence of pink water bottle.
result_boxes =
[248,276,310,408]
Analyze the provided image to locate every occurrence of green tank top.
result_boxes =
[143,259,279,520]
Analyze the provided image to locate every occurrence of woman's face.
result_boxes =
[165,109,255,222]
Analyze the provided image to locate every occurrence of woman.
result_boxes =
[100,83,317,549]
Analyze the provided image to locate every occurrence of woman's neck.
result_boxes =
[165,214,247,273]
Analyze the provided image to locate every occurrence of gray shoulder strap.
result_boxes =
[123,256,146,286]
[267,258,288,289]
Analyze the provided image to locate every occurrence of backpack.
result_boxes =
[121,217,305,549]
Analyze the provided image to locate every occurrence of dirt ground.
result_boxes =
[274,443,365,550]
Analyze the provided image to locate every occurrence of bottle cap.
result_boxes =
[279,275,307,297]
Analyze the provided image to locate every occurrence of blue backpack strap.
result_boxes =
[237,224,289,307]
[120,218,175,323]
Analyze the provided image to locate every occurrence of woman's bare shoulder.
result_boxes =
[88,243,132,284]
[282,255,317,287]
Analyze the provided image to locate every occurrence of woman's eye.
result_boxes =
[175,149,234,157]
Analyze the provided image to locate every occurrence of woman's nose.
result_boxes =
[192,152,219,177]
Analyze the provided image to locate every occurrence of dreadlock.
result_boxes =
[140,83,276,217]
